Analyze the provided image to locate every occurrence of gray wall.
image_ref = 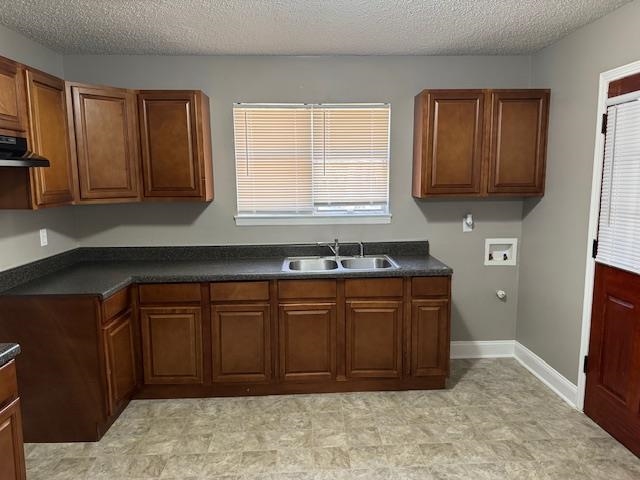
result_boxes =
[63,55,531,342]
[518,0,640,383]
[0,24,78,271]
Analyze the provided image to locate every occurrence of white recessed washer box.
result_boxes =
[485,238,518,266]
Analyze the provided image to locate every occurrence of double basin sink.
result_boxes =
[282,255,399,272]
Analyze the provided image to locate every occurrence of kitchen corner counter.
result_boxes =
[0,343,20,368]
[0,242,452,299]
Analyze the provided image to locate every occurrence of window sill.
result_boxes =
[235,214,392,226]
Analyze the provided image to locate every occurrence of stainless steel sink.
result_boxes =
[285,257,339,272]
[282,255,398,272]
[340,256,398,270]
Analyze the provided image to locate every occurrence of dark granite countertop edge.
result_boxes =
[0,343,20,368]
[0,242,453,299]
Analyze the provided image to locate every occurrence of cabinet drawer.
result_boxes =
[139,284,201,304]
[278,280,337,300]
[345,278,403,298]
[0,360,18,407]
[211,281,269,302]
[103,287,130,321]
[412,277,450,297]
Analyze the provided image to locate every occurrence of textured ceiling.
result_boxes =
[0,0,631,55]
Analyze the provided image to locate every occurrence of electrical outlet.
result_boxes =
[39,228,48,247]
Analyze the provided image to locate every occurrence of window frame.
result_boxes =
[232,102,392,226]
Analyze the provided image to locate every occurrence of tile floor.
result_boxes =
[25,359,640,479]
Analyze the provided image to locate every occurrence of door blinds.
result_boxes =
[233,104,390,217]
[596,98,640,274]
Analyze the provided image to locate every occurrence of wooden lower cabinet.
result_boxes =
[140,306,203,384]
[103,310,137,415]
[411,299,450,376]
[211,303,271,383]
[0,398,26,480]
[346,300,402,378]
[279,302,337,382]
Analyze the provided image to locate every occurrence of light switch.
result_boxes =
[39,228,48,247]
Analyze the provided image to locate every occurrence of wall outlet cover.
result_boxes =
[485,238,517,266]
[39,228,48,247]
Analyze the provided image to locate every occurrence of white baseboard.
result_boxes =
[513,342,578,408]
[450,340,578,408]
[450,340,515,359]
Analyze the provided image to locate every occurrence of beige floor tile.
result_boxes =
[312,446,351,470]
[312,427,348,448]
[275,447,315,472]
[24,359,640,480]
[240,450,277,474]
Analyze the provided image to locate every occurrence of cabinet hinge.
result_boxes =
[601,113,608,135]
[592,239,598,259]
[583,355,589,374]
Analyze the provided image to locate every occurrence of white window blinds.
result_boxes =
[596,98,640,274]
[233,103,390,219]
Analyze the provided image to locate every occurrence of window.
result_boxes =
[596,95,640,274]
[233,103,391,225]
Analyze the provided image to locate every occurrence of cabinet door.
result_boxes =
[411,300,450,377]
[103,310,137,415]
[138,91,213,200]
[279,303,337,382]
[0,57,26,134]
[0,398,26,480]
[25,70,77,207]
[413,90,484,197]
[211,303,271,383]
[140,306,203,384]
[70,84,141,201]
[487,90,549,195]
[346,300,402,378]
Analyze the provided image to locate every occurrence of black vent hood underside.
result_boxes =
[0,154,50,168]
[0,135,50,168]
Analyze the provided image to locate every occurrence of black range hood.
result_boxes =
[0,135,50,168]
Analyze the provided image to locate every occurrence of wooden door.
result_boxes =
[25,69,77,207]
[211,303,271,383]
[140,306,203,384]
[410,299,450,377]
[487,90,549,195]
[279,302,337,382]
[413,89,484,197]
[0,57,26,135]
[103,310,137,415]
[346,300,402,378]
[585,264,640,456]
[0,399,26,480]
[138,91,212,200]
[70,84,140,201]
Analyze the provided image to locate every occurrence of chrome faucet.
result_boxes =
[318,238,340,261]
[358,241,365,257]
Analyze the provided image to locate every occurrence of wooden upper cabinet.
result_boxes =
[0,57,27,135]
[487,90,549,195]
[413,88,549,198]
[413,90,484,197]
[70,83,141,202]
[138,90,213,201]
[24,69,77,207]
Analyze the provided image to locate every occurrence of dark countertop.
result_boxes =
[0,343,20,368]
[0,242,452,299]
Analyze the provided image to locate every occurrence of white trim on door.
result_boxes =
[577,59,640,411]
